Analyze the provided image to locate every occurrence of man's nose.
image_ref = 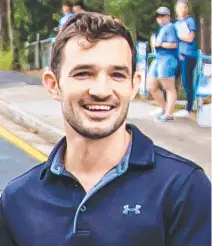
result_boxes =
[88,74,113,99]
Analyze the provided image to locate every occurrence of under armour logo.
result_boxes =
[123,205,141,215]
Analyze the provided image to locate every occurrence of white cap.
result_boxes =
[156,7,170,16]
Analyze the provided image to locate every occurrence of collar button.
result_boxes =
[80,206,86,212]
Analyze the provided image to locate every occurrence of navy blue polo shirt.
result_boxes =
[0,124,211,246]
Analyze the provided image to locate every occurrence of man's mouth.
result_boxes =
[82,105,115,112]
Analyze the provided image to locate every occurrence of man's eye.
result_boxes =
[111,72,126,80]
[73,72,93,78]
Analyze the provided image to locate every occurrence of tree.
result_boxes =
[1,0,211,70]
[2,0,62,69]
[190,0,211,53]
[84,0,104,12]
[0,0,9,50]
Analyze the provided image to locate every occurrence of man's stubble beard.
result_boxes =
[62,100,130,140]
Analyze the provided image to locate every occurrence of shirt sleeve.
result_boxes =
[165,25,178,43]
[0,196,16,246]
[187,16,197,32]
[156,27,166,43]
[58,18,62,27]
[156,25,178,43]
[58,15,64,27]
[167,169,211,246]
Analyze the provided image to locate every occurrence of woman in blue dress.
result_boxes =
[174,0,198,117]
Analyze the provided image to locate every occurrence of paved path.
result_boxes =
[0,71,41,88]
[0,137,39,191]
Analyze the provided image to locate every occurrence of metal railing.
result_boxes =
[26,35,52,70]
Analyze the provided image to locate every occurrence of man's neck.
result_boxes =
[178,15,188,20]
[64,122,131,188]
[75,9,85,13]
[64,11,71,15]
[161,20,169,26]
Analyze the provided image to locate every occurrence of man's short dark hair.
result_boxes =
[72,0,85,9]
[62,1,72,8]
[51,12,136,81]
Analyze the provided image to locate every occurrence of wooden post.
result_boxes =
[0,0,9,51]
[6,0,14,57]
[35,33,40,69]
[200,16,205,53]
[199,15,212,55]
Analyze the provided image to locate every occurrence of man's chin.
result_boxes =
[65,107,128,139]
[70,122,119,140]
[80,125,116,140]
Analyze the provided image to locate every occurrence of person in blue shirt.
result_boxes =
[174,0,198,117]
[0,12,210,246]
[58,1,74,33]
[147,7,179,123]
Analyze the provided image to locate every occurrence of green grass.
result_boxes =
[0,49,13,70]
[0,47,30,71]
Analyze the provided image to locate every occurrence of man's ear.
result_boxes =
[42,70,60,101]
[131,72,141,100]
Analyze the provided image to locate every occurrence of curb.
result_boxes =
[0,125,47,162]
[0,99,64,144]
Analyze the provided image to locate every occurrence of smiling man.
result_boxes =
[0,12,210,246]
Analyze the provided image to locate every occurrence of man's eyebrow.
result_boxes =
[112,66,130,75]
[68,64,95,74]
[68,64,130,75]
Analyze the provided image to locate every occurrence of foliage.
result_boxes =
[1,0,210,69]
[0,48,13,70]
[10,0,211,43]
[84,0,104,12]
[13,0,61,42]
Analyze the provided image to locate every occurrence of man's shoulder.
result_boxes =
[130,124,202,181]
[186,15,196,23]
[147,145,208,196]
[68,12,74,17]
[2,163,45,203]
[174,18,181,24]
[154,145,202,176]
[62,12,74,20]
[166,22,176,31]
[161,22,175,34]
[59,14,65,21]
[168,22,175,27]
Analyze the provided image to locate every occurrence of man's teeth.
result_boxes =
[85,105,112,111]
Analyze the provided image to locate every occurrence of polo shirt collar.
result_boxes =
[40,124,155,179]
[127,124,155,167]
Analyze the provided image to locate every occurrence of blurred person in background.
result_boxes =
[72,0,86,14]
[174,0,198,118]
[57,1,74,33]
[147,7,178,123]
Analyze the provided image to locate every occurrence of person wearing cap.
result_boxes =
[174,0,198,118]
[147,7,178,123]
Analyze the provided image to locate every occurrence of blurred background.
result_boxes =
[0,0,211,71]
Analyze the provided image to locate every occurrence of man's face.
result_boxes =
[62,4,71,14]
[156,15,169,25]
[72,5,81,13]
[176,2,189,18]
[53,36,139,139]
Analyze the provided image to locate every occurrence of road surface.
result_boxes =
[0,137,39,192]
